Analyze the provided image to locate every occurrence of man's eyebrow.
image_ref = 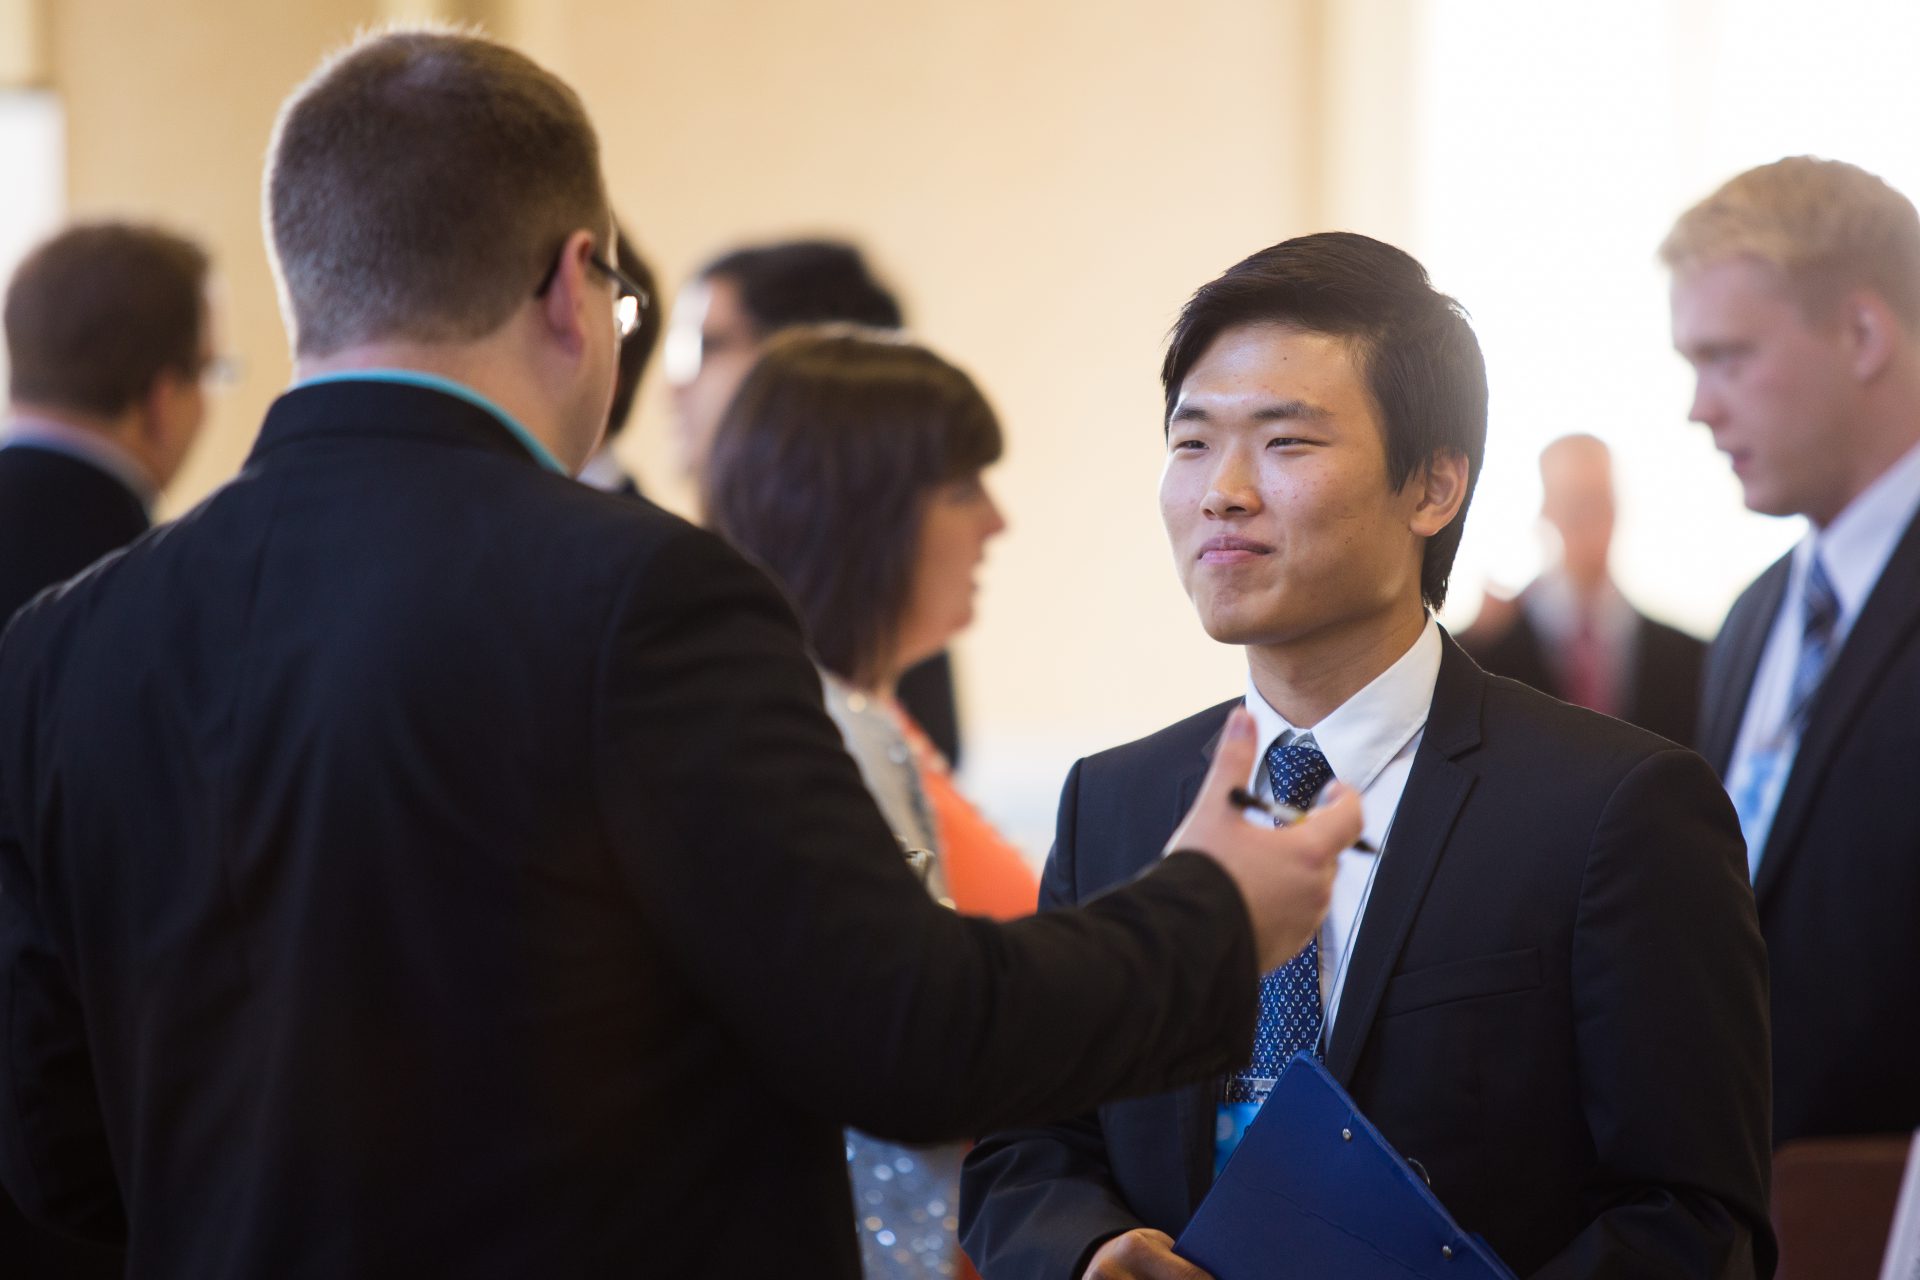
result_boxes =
[1250,399,1332,422]
[1169,399,1332,425]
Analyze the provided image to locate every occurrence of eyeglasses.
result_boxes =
[533,243,650,340]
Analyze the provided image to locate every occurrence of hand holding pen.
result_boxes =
[1228,786,1379,855]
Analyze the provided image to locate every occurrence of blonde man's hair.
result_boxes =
[1660,156,1920,326]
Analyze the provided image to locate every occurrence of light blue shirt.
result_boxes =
[1725,436,1920,875]
[290,369,569,476]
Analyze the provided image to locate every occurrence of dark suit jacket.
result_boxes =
[1462,593,1706,747]
[962,638,1774,1279]
[0,443,149,625]
[0,441,145,1279]
[0,381,1271,1279]
[1699,511,1920,1145]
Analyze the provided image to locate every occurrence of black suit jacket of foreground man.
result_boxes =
[0,381,1273,1279]
[962,639,1776,1279]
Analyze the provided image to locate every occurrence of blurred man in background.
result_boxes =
[0,221,214,1278]
[669,237,963,762]
[574,220,660,497]
[1460,432,1705,745]
[1668,155,1920,1146]
[0,222,214,624]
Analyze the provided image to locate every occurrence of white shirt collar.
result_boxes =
[1242,616,1443,795]
[1802,433,1920,623]
[0,414,157,511]
[575,444,632,493]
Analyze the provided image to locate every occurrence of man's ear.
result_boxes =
[1408,450,1470,538]
[538,229,599,359]
[1841,287,1900,383]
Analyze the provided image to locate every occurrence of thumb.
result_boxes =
[1198,706,1259,805]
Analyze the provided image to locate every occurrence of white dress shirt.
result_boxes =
[1243,617,1442,1039]
[1725,435,1920,875]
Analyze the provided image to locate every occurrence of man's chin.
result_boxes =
[1195,609,1291,649]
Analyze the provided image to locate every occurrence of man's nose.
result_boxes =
[1202,451,1261,517]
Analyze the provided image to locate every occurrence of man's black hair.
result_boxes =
[701,240,902,335]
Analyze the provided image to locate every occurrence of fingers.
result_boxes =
[1083,1229,1216,1280]
[1293,779,1362,860]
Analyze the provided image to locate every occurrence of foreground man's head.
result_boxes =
[266,28,630,473]
[1158,232,1485,685]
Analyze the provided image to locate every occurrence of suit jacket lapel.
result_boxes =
[1324,637,1482,1085]
[1700,556,1791,776]
[1755,509,1920,905]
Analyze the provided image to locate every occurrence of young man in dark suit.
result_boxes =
[0,30,1360,1279]
[1666,156,1920,1146]
[961,233,1773,1279]
[0,222,213,623]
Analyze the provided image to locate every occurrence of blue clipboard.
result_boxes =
[1176,1054,1517,1279]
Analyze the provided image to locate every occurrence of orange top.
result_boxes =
[897,715,1039,921]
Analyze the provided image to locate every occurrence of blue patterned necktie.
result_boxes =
[1787,554,1839,726]
[1222,736,1331,1107]
[1731,553,1839,876]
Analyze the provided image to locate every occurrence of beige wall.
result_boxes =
[43,0,1335,848]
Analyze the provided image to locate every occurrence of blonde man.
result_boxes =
[1667,155,1920,1146]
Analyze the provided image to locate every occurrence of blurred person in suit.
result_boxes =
[1667,156,1920,1146]
[668,237,965,764]
[574,220,660,497]
[706,326,1040,1276]
[1459,433,1706,745]
[0,221,214,624]
[0,220,215,1280]
[961,232,1772,1280]
[0,28,1360,1279]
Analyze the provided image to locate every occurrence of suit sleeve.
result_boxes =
[1533,747,1774,1280]
[960,758,1149,1279]
[0,626,127,1244]
[591,527,1259,1142]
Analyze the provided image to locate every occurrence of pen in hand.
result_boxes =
[1229,786,1379,855]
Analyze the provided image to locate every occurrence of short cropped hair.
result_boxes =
[5,221,210,417]
[605,220,661,438]
[1161,231,1488,610]
[267,27,610,357]
[1660,156,1920,325]
[704,328,1002,686]
[701,241,903,337]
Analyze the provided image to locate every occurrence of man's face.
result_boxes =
[1671,256,1863,525]
[1538,438,1614,588]
[551,228,624,473]
[666,274,761,482]
[1160,323,1432,651]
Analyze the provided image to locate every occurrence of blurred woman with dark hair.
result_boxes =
[704,326,1037,1277]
